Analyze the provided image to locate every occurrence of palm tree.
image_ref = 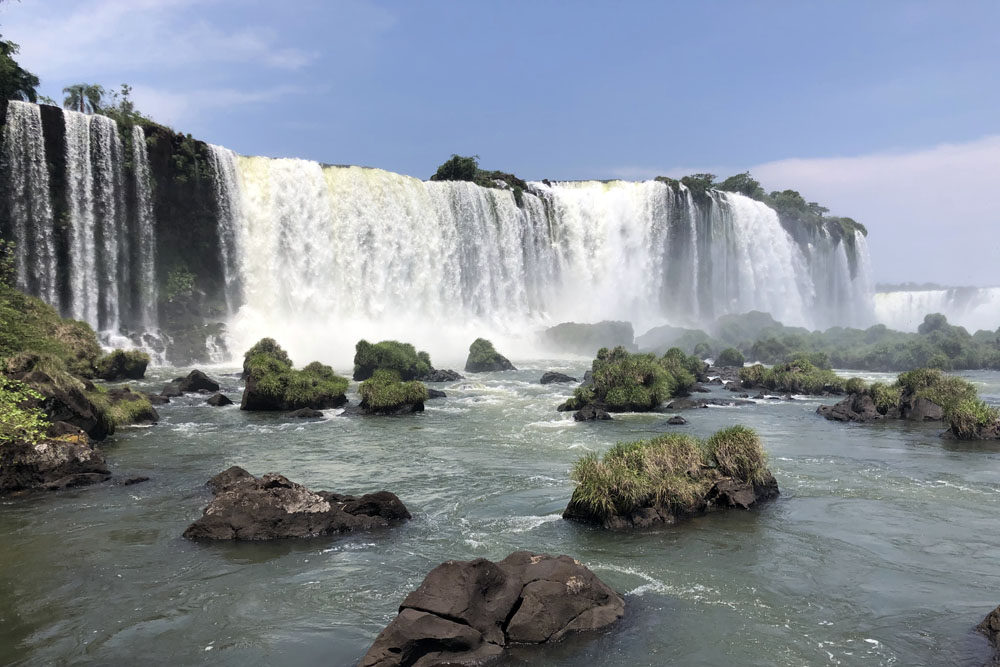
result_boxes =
[62,83,104,113]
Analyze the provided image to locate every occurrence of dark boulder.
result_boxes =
[13,369,112,440]
[690,383,710,393]
[464,338,516,373]
[420,369,464,382]
[288,407,323,418]
[161,369,220,397]
[183,467,410,540]
[0,432,110,495]
[666,415,687,425]
[574,405,612,421]
[146,392,170,405]
[359,551,624,667]
[427,388,446,399]
[978,604,1000,648]
[117,476,150,487]
[107,387,159,425]
[94,350,149,381]
[901,396,944,421]
[206,393,233,407]
[540,371,578,385]
[817,393,887,423]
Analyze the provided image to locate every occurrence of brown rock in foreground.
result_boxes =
[0,425,110,495]
[359,552,624,667]
[183,466,410,540]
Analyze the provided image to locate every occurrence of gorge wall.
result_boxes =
[1,100,876,366]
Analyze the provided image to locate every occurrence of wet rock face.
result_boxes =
[978,604,1000,647]
[540,371,578,385]
[205,393,233,407]
[0,429,110,495]
[183,467,410,541]
[161,369,221,397]
[420,369,464,382]
[574,405,612,421]
[359,552,624,667]
[13,370,112,440]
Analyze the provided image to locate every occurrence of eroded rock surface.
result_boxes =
[359,552,624,667]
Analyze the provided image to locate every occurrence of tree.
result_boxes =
[430,154,480,182]
[62,83,104,113]
[0,35,39,102]
[716,172,765,200]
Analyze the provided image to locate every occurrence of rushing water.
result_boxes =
[131,125,158,331]
[1,364,998,666]
[875,288,1000,333]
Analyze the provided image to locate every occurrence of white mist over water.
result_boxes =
[1,101,57,307]
[875,288,1000,332]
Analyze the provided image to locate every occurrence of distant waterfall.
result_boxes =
[875,287,1000,332]
[0,101,57,307]
[132,125,157,329]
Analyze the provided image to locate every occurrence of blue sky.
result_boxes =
[2,0,999,286]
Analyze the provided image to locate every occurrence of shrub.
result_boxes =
[845,377,867,394]
[242,338,349,410]
[693,342,713,359]
[948,399,1000,440]
[353,340,432,381]
[739,364,767,387]
[95,349,150,380]
[867,382,902,415]
[243,337,291,375]
[0,376,48,446]
[359,369,428,412]
[716,348,745,367]
[897,368,976,416]
[569,427,770,519]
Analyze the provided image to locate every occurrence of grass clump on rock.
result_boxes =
[358,369,428,415]
[95,349,150,380]
[353,340,432,381]
[565,426,777,529]
[740,358,848,395]
[948,399,1000,440]
[242,339,349,411]
[464,338,516,372]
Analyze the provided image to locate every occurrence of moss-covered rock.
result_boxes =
[95,349,150,381]
[464,338,515,373]
[88,386,159,427]
[740,358,848,395]
[945,399,1000,440]
[241,339,348,411]
[563,426,778,529]
[353,340,432,381]
[358,369,428,415]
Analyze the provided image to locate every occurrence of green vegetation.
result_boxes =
[465,337,515,372]
[716,347,745,367]
[0,34,40,102]
[86,385,155,429]
[165,266,196,302]
[358,369,428,413]
[95,349,150,380]
[739,358,850,395]
[62,83,104,113]
[429,154,528,206]
[569,426,770,519]
[0,376,47,446]
[896,368,976,415]
[243,338,348,409]
[353,340,432,381]
[563,346,700,412]
[948,399,1000,440]
[0,243,101,376]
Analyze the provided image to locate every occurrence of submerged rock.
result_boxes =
[205,393,233,407]
[288,407,323,418]
[574,405,612,421]
[666,397,753,409]
[161,369,220,397]
[0,430,110,495]
[817,393,890,423]
[359,551,624,667]
[427,388,446,399]
[420,369,464,382]
[540,371,578,385]
[666,415,687,425]
[183,467,410,540]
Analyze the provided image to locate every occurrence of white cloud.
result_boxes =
[130,83,309,128]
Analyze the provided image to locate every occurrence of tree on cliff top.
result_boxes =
[0,35,39,102]
[62,83,105,114]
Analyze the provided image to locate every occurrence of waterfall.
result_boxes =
[131,125,158,329]
[207,144,243,314]
[875,287,1000,333]
[0,101,58,308]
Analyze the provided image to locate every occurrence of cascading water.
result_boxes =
[131,125,158,330]
[875,287,1000,333]
[0,101,58,307]
[207,144,244,314]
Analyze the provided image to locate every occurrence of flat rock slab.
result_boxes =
[183,467,410,540]
[360,552,624,667]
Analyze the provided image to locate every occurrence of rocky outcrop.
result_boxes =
[465,338,516,373]
[183,467,410,540]
[666,415,687,425]
[94,350,149,381]
[665,397,754,409]
[359,552,624,667]
[161,369,220,397]
[427,388,446,399]
[564,473,779,530]
[574,405,612,421]
[12,369,112,440]
[206,393,233,407]
[978,604,1000,648]
[817,392,945,423]
[540,371,578,385]
[0,427,110,495]
[420,369,464,382]
[106,387,160,425]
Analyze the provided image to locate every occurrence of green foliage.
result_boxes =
[61,83,104,113]
[715,172,765,200]
[0,275,101,377]
[359,369,428,412]
[96,83,149,128]
[844,377,867,395]
[566,346,698,412]
[86,386,154,429]
[165,267,196,302]
[739,358,846,394]
[353,339,432,381]
[466,337,506,368]
[680,173,716,199]
[897,368,976,416]
[243,338,348,408]
[716,347,745,367]
[948,399,1000,440]
[428,154,528,204]
[94,349,149,380]
[0,35,40,102]
[0,376,48,446]
[867,382,902,415]
[693,341,713,359]
[287,361,350,405]
[705,425,770,485]
[569,427,769,519]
